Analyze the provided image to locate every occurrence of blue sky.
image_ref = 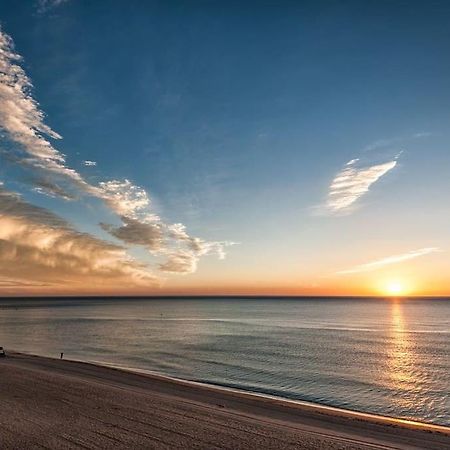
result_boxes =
[0,1,449,294]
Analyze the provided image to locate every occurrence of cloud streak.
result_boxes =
[337,247,440,275]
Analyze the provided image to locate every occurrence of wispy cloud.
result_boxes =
[0,29,94,193]
[36,0,69,13]
[160,223,233,274]
[362,137,404,153]
[319,130,434,216]
[337,247,440,275]
[322,156,398,214]
[413,132,432,139]
[0,278,52,288]
[0,27,233,280]
[362,133,431,153]
[30,176,75,200]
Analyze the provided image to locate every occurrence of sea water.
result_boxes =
[0,297,448,426]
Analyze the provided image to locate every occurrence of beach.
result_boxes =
[0,353,448,449]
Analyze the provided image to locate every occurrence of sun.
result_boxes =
[385,281,406,296]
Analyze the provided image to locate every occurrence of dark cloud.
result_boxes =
[100,217,164,250]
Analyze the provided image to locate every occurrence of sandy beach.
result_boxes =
[0,353,448,449]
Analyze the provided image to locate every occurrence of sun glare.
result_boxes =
[385,281,406,296]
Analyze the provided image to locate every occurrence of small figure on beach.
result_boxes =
[0,346,5,357]
[60,352,64,359]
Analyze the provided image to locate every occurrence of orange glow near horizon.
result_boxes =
[2,266,450,297]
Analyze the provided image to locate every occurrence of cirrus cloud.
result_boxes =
[323,156,398,214]
[337,247,440,275]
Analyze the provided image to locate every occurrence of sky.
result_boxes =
[0,0,449,296]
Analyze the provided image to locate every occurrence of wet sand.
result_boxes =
[0,352,448,449]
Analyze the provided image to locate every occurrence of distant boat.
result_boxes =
[0,347,5,357]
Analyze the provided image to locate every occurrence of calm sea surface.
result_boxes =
[0,297,448,426]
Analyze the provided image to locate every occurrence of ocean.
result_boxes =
[0,297,448,426]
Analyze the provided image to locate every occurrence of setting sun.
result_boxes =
[385,281,406,296]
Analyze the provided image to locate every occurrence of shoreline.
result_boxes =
[0,352,449,449]
[62,353,450,434]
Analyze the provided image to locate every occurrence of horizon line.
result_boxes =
[0,295,449,300]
